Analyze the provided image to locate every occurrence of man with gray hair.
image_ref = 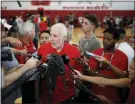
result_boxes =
[15,22,37,64]
[38,23,82,104]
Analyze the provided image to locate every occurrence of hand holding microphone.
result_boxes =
[20,49,31,57]
[95,57,110,65]
[73,70,84,80]
[85,51,109,65]
[85,51,101,59]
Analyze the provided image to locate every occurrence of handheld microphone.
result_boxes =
[85,51,101,59]
[31,52,42,60]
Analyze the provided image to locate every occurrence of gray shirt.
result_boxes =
[79,35,103,54]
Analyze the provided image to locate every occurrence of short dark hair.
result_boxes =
[39,30,50,37]
[84,14,98,28]
[103,27,120,40]
[118,28,126,40]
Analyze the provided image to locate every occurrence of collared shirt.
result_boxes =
[38,42,82,104]
[15,41,36,64]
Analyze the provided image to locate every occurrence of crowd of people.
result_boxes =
[1,10,135,104]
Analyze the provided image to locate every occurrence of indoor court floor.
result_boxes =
[71,27,133,44]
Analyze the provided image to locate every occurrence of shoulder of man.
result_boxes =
[38,43,51,53]
[115,49,128,59]
[65,43,80,56]
[65,42,78,50]
[90,37,103,47]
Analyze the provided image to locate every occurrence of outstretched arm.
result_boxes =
[4,57,41,88]
[95,57,128,78]
[74,70,131,88]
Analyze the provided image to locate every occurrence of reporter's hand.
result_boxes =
[5,37,22,47]
[25,57,42,69]
[81,56,90,70]
[20,49,32,57]
[95,57,109,65]
[73,70,83,80]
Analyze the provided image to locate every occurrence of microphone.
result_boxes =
[61,54,70,64]
[61,54,76,74]
[46,54,52,60]
[61,54,102,103]
[43,54,66,103]
[47,54,65,75]
[44,54,65,89]
[85,51,101,59]
[32,52,42,60]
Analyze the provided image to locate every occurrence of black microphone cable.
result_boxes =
[61,54,102,103]
[53,59,102,103]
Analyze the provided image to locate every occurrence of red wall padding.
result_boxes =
[1,10,135,24]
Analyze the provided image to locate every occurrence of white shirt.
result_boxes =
[116,42,134,68]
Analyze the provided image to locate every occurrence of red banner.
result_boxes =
[31,0,50,5]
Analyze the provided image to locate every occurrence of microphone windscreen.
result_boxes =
[37,55,42,60]
[61,54,70,64]
[46,54,51,60]
[32,52,42,60]
[85,51,102,59]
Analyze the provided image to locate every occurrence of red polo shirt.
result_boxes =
[89,48,128,103]
[38,42,82,104]
[15,41,36,64]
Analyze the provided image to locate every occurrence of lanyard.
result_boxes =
[84,35,94,50]
[99,51,114,70]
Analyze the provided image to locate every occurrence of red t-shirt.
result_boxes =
[89,48,128,103]
[38,42,82,104]
[15,41,36,64]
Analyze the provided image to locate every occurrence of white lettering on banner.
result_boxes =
[1,1,134,10]
[63,5,109,10]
